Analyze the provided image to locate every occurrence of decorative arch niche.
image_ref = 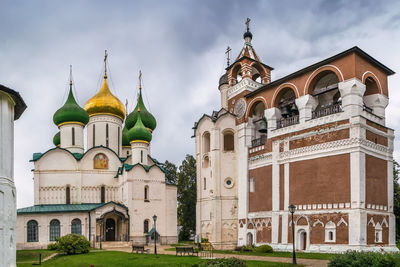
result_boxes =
[94,153,109,169]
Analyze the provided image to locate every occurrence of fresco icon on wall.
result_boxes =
[94,153,108,169]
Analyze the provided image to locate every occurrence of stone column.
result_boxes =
[264,108,281,132]
[295,94,318,123]
[363,94,388,119]
[339,78,366,117]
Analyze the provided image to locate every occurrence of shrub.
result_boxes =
[55,234,90,255]
[254,244,273,253]
[193,257,246,267]
[329,251,400,267]
[201,238,209,243]
[47,243,58,250]
[234,245,254,252]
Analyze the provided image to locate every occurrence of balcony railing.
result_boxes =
[277,115,299,129]
[312,103,342,119]
[251,135,267,148]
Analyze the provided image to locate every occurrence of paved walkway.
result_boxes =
[104,245,329,267]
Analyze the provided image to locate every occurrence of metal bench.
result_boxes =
[132,245,146,253]
[176,246,198,256]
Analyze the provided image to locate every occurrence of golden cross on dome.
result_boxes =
[139,70,142,89]
[245,18,251,32]
[125,99,128,114]
[104,50,108,79]
[69,65,73,86]
[225,46,232,67]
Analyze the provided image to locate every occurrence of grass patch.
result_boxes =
[214,250,335,260]
[17,250,298,267]
[166,247,333,261]
[16,249,55,263]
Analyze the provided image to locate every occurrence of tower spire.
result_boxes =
[104,50,108,79]
[243,18,253,42]
[245,18,251,32]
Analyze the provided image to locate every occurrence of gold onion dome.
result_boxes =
[128,108,152,144]
[53,85,89,126]
[125,88,156,132]
[84,76,126,120]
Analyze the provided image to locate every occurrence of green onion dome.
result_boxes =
[122,125,130,147]
[125,89,156,132]
[53,86,89,126]
[53,131,60,147]
[128,110,152,144]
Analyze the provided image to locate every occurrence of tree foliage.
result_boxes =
[177,154,196,241]
[164,160,178,185]
[393,160,400,242]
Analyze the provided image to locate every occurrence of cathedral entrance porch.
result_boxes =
[95,206,129,243]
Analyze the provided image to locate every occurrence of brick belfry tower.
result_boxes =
[194,19,272,249]
[0,84,26,267]
[194,19,397,252]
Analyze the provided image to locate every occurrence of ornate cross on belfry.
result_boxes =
[245,18,251,32]
[225,46,232,67]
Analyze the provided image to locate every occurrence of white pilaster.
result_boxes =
[265,107,280,132]
[295,94,318,123]
[338,78,366,117]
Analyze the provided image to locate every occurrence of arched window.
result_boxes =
[375,222,382,243]
[49,219,60,241]
[275,88,299,128]
[106,124,109,147]
[66,186,70,204]
[310,71,342,119]
[324,221,336,243]
[144,220,149,233]
[204,178,207,190]
[27,220,38,242]
[93,124,96,147]
[101,186,105,203]
[144,186,149,202]
[203,132,210,153]
[72,127,75,146]
[223,131,234,151]
[248,101,267,146]
[363,76,380,112]
[71,218,82,235]
[202,156,209,168]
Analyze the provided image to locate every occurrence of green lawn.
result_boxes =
[165,247,334,260]
[16,249,55,264]
[17,250,297,267]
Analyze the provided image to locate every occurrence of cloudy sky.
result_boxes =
[1,0,400,208]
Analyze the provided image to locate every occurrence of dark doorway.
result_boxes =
[105,218,115,241]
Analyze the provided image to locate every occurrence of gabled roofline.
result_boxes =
[193,108,236,130]
[246,46,395,98]
[0,84,27,120]
[31,145,127,163]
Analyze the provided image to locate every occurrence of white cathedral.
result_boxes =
[16,59,178,249]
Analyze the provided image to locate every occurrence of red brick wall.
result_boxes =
[365,155,388,206]
[249,165,272,212]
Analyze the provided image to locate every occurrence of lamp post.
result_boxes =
[99,220,103,250]
[153,215,157,255]
[289,204,297,265]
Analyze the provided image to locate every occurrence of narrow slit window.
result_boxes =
[66,186,70,204]
[101,186,105,203]
[106,124,109,147]
[141,150,143,163]
[204,178,206,190]
[118,127,120,155]
[72,127,75,146]
[93,125,96,147]
[144,186,149,201]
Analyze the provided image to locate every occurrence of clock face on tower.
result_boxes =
[234,98,246,119]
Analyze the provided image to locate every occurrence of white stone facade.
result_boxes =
[0,86,26,267]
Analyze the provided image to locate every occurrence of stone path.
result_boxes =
[105,246,329,267]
